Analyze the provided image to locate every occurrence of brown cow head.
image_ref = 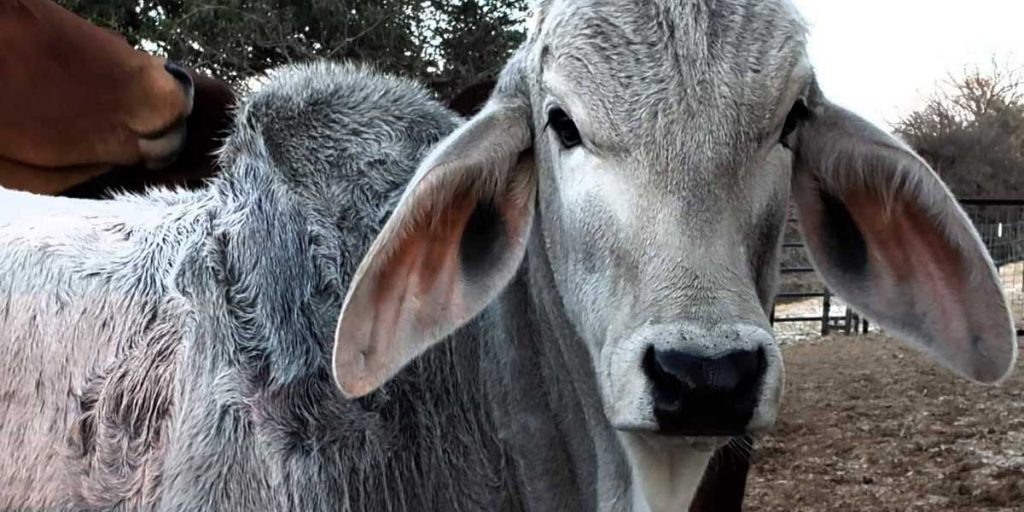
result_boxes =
[0,0,200,194]
[61,69,237,199]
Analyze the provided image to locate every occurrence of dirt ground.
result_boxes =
[746,334,1024,512]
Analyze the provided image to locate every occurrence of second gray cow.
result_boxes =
[1,62,501,510]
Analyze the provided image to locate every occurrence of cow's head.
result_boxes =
[333,0,1017,508]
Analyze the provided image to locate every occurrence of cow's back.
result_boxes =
[0,61,525,511]
[0,187,207,509]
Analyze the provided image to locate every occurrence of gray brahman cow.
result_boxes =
[334,0,1017,510]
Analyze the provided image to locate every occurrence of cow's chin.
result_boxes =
[138,119,189,169]
[617,431,720,512]
[607,396,731,512]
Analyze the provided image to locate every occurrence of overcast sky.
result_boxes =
[789,0,1024,130]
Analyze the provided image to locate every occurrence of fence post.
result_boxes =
[822,288,831,336]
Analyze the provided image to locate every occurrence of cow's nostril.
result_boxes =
[642,345,766,436]
[164,61,195,99]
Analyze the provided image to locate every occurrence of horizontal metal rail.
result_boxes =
[772,316,849,324]
[776,292,829,299]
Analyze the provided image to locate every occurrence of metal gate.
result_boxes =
[771,199,1024,337]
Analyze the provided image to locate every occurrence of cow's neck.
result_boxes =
[478,227,634,511]
[482,225,719,512]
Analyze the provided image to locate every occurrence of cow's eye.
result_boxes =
[780,99,809,148]
[547,108,582,149]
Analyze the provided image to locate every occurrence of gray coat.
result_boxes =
[0,62,534,511]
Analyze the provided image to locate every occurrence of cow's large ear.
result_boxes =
[787,86,1017,384]
[332,69,535,398]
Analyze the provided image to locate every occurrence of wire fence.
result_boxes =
[771,199,1024,339]
[961,199,1024,333]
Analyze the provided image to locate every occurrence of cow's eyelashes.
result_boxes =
[547,108,582,149]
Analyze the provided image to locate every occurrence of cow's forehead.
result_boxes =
[531,0,809,143]
[533,0,808,41]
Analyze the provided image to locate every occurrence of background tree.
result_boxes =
[56,0,527,99]
[894,61,1024,198]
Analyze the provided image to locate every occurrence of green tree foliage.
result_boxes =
[56,0,526,98]
[895,62,1024,198]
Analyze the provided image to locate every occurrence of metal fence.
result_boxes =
[961,199,1024,335]
[771,198,1024,337]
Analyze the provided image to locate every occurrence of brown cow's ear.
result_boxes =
[789,91,1017,384]
[332,97,536,399]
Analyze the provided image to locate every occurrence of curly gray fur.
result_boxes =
[0,61,519,511]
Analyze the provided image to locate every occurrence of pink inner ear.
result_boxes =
[335,154,537,398]
[333,184,490,398]
[845,189,970,337]
[363,189,479,370]
[838,187,1015,382]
